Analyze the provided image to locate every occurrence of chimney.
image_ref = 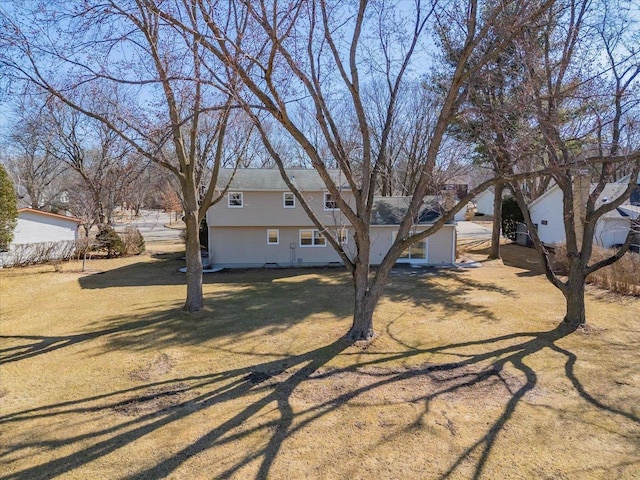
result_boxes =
[442,189,456,213]
[572,171,590,248]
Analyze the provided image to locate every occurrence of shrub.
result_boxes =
[95,226,125,258]
[552,243,640,296]
[501,197,524,241]
[74,237,93,259]
[121,227,145,255]
[2,240,76,267]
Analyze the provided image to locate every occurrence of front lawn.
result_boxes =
[1,243,638,479]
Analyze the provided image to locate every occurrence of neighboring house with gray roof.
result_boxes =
[518,180,638,249]
[205,169,456,268]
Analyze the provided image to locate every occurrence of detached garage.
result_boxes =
[1,208,82,266]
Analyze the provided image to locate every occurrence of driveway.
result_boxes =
[456,220,493,241]
[114,210,183,243]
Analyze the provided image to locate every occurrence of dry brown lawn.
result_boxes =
[0,241,638,480]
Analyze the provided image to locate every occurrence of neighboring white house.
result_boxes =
[518,181,638,249]
[1,208,82,266]
[205,169,457,269]
[473,188,495,216]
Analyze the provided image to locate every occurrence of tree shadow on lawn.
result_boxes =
[2,263,514,365]
[385,268,517,324]
[2,260,637,478]
[467,243,546,277]
[77,251,351,290]
[2,320,637,479]
[77,251,188,288]
[0,271,354,365]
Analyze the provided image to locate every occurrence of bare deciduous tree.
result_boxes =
[510,0,640,327]
[5,97,65,210]
[146,0,554,339]
[45,98,144,228]
[1,0,248,311]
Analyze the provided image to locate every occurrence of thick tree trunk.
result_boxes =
[347,262,379,341]
[563,269,586,327]
[488,182,503,260]
[183,208,204,312]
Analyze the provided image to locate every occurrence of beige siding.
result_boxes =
[369,228,396,265]
[370,225,456,265]
[428,227,457,264]
[207,191,352,228]
[209,226,345,268]
[209,224,456,268]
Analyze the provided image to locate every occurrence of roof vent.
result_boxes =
[602,197,608,203]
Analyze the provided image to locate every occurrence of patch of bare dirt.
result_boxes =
[112,383,192,416]
[290,363,530,407]
[129,353,176,381]
[574,323,605,335]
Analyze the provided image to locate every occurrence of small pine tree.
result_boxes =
[95,226,125,258]
[0,165,18,251]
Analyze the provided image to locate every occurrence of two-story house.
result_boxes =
[205,169,457,269]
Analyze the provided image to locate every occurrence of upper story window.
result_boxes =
[228,192,243,208]
[324,192,338,211]
[283,192,295,208]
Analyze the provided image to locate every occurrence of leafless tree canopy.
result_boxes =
[1,0,258,311]
[1,0,637,334]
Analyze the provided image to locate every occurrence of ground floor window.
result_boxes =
[335,228,348,245]
[393,231,427,260]
[267,229,279,245]
[300,229,326,247]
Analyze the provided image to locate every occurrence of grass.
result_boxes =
[550,243,640,296]
[1,241,639,479]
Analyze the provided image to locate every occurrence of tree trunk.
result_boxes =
[488,182,503,259]
[183,208,204,312]
[563,268,586,328]
[347,262,378,341]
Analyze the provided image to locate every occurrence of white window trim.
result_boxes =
[392,231,428,262]
[324,192,338,211]
[228,192,243,208]
[336,228,348,245]
[299,229,327,247]
[283,192,296,208]
[267,229,279,245]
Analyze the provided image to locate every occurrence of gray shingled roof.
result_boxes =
[617,204,640,220]
[216,168,345,191]
[594,184,628,207]
[595,184,632,219]
[371,196,444,225]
